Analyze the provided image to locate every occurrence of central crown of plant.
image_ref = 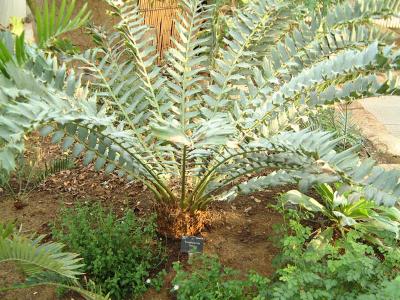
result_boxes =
[1,0,400,212]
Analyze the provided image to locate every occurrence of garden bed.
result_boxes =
[1,0,400,299]
[0,126,396,299]
[0,136,283,300]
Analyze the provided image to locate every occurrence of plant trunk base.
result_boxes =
[14,198,28,210]
[155,205,211,238]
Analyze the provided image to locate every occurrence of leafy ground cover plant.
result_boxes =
[172,255,268,300]
[52,203,166,299]
[281,183,400,242]
[1,0,400,236]
[269,220,400,300]
[0,222,108,300]
[172,221,400,300]
[358,276,400,300]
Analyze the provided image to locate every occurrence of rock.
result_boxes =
[244,207,252,213]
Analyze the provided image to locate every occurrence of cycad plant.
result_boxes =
[0,223,109,300]
[1,0,400,235]
[27,0,91,51]
[307,104,364,151]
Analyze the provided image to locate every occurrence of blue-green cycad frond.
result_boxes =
[106,0,167,118]
[1,0,400,211]
[164,0,213,129]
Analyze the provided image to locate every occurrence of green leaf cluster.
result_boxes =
[281,183,400,241]
[30,0,91,50]
[269,221,400,300]
[172,255,269,300]
[172,221,400,300]
[52,203,166,299]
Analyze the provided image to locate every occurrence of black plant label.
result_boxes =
[180,236,204,253]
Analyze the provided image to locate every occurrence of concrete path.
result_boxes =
[360,97,400,138]
[349,96,400,159]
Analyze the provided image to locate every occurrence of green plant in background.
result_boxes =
[0,222,109,300]
[307,104,364,151]
[1,153,74,203]
[301,0,339,15]
[209,0,248,63]
[27,0,91,52]
[281,183,400,242]
[0,137,74,203]
[268,221,400,300]
[1,0,400,226]
[172,255,268,300]
[0,31,26,75]
[52,203,166,299]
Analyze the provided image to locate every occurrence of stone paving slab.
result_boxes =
[360,96,400,138]
[348,99,400,158]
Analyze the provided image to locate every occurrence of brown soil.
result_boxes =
[361,139,400,164]
[0,262,58,300]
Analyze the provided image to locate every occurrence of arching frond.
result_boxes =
[0,223,109,300]
[32,0,91,49]
[1,0,400,213]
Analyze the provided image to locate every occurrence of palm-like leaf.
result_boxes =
[1,0,400,213]
[32,0,91,49]
[0,235,83,279]
[0,223,109,300]
[280,184,400,239]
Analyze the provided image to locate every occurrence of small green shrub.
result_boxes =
[172,216,400,300]
[172,255,269,300]
[52,203,165,299]
[269,220,400,300]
